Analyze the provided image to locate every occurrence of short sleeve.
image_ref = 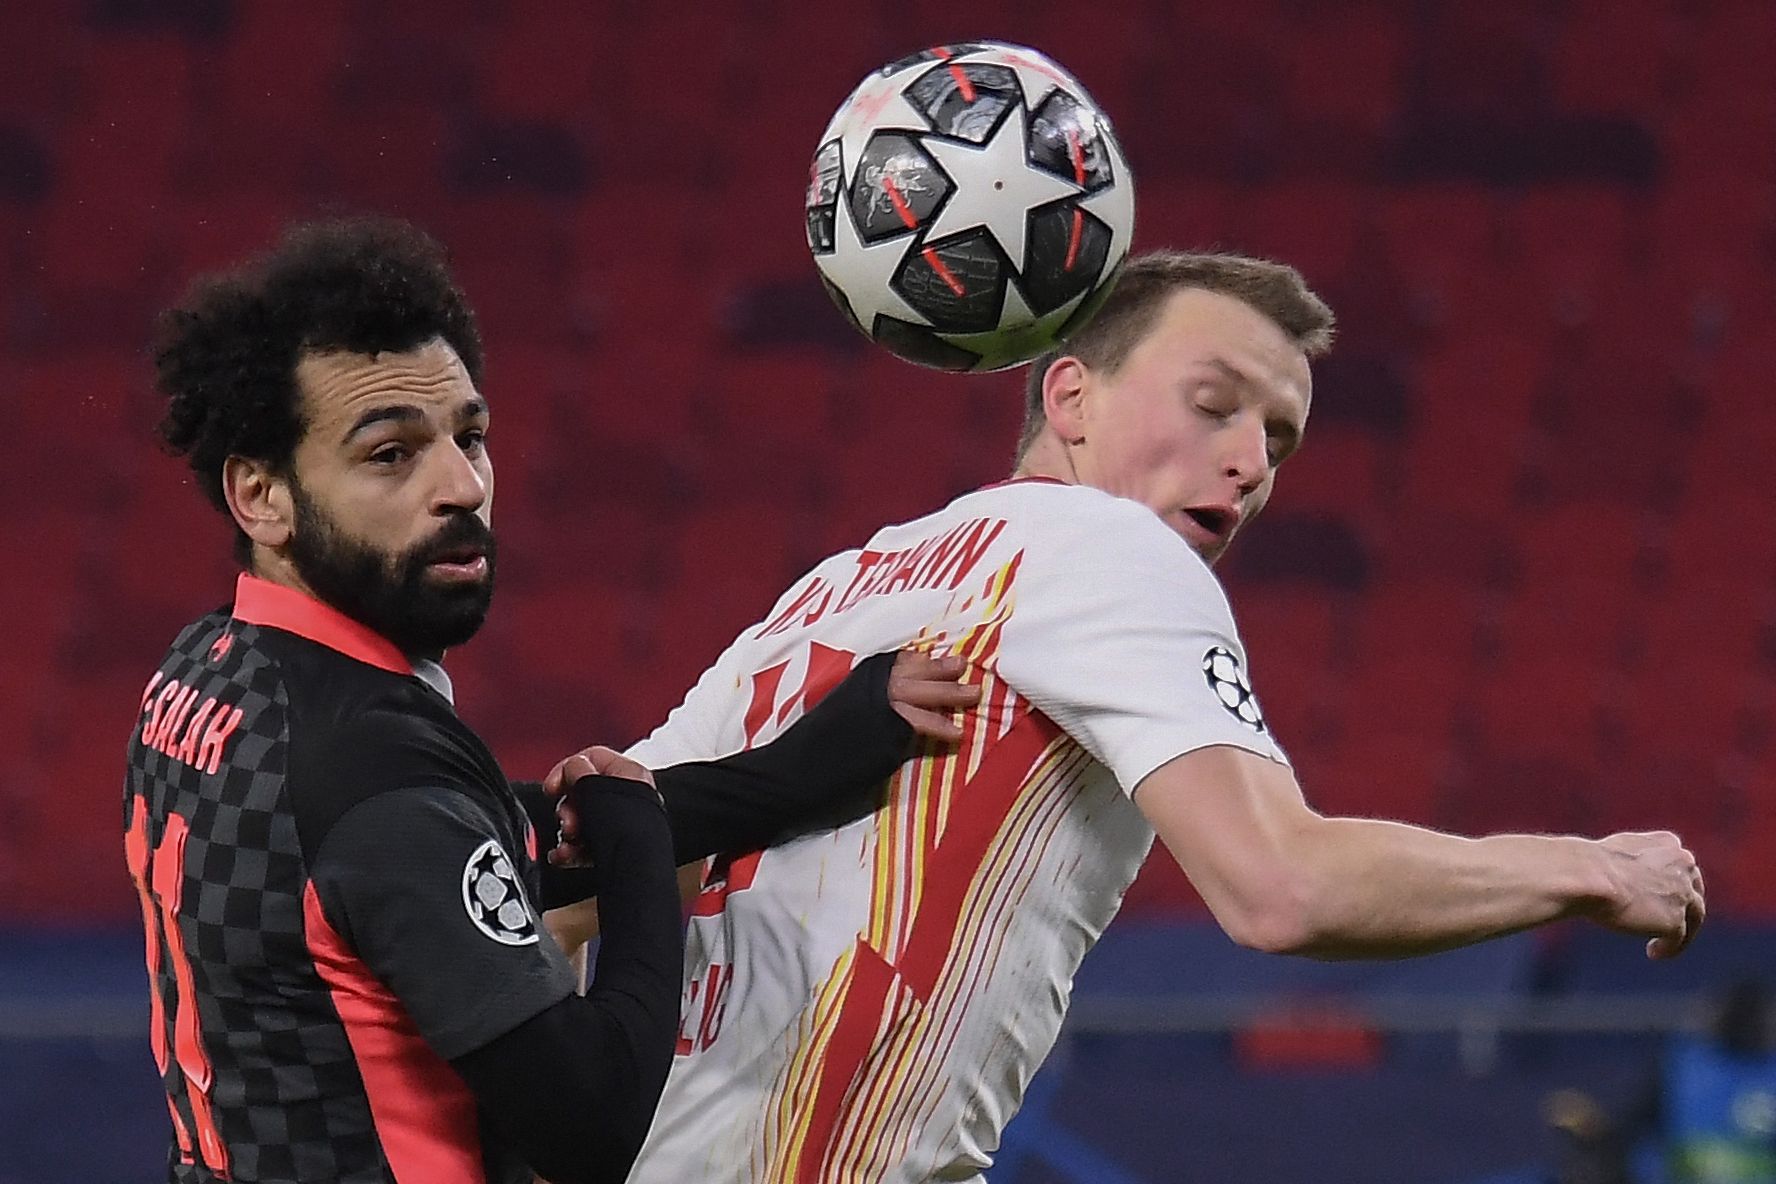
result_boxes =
[309,787,578,1060]
[993,492,1289,794]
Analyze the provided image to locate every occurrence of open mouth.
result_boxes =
[1183,506,1237,539]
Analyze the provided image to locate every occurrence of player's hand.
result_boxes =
[542,746,659,867]
[1587,831,1705,960]
[887,651,981,743]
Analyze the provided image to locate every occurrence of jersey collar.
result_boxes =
[978,475,1068,491]
[231,572,412,675]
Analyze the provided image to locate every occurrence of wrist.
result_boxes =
[1552,835,1620,920]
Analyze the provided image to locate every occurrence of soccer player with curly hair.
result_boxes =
[126,216,976,1184]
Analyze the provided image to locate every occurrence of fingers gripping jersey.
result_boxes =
[626,482,1286,1184]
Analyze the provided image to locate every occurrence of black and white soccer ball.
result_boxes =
[806,42,1135,372]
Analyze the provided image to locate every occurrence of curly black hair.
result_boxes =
[153,216,485,560]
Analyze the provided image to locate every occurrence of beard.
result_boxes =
[286,480,497,659]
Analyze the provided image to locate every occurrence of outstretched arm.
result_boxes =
[1137,744,1705,961]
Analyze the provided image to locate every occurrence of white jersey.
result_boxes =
[626,480,1286,1184]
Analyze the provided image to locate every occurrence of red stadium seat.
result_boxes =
[1135,180,1239,254]
[1377,186,1534,337]
[324,102,453,214]
[214,0,349,127]
[162,196,303,279]
[1231,181,1370,289]
[1367,509,1510,589]
[1693,1,1776,101]
[1494,500,1651,670]
[713,351,842,451]
[429,196,579,345]
[1345,580,1482,741]
[1226,586,1345,746]
[473,3,618,123]
[0,3,81,122]
[1400,335,1545,517]
[1279,7,1406,137]
[1549,0,1682,117]
[1311,728,1449,823]
[1411,0,1546,122]
[1269,425,1390,523]
[1506,186,1637,313]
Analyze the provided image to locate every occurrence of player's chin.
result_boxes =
[1172,518,1235,564]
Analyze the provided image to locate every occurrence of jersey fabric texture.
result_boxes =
[124,573,576,1184]
[626,481,1287,1184]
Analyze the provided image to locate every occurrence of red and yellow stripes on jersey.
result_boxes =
[755,551,1096,1182]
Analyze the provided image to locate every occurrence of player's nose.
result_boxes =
[430,440,489,515]
[1221,420,1268,496]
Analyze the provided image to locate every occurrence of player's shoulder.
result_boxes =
[279,656,498,855]
[959,480,1215,577]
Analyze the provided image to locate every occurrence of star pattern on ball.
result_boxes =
[921,102,1083,271]
[828,59,932,183]
[1079,156,1136,264]
[943,282,1091,371]
[971,44,1079,113]
[815,173,931,330]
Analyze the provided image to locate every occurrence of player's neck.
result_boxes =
[245,549,446,666]
[1012,435,1081,486]
[248,548,324,607]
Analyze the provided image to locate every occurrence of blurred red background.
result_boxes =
[0,0,1770,929]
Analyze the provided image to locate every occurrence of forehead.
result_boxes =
[1128,287,1313,410]
[294,338,478,431]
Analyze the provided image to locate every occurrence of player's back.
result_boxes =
[628,480,1284,1184]
[125,582,538,1183]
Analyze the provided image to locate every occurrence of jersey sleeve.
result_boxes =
[308,786,579,1061]
[992,493,1289,794]
[626,566,837,768]
[626,625,753,769]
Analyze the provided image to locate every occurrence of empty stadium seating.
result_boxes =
[1,0,1772,930]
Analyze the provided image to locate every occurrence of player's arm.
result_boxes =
[646,648,975,861]
[1135,745,1706,961]
[306,753,682,1184]
[532,649,978,900]
[451,767,684,1184]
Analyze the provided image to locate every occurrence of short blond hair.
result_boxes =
[1016,250,1335,460]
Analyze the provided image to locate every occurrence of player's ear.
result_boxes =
[1041,356,1089,445]
[222,456,295,551]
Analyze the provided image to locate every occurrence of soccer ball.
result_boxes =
[806,42,1135,372]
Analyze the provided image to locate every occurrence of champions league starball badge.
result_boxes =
[1202,646,1267,733]
[461,839,539,946]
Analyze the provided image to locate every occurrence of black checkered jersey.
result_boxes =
[124,574,575,1184]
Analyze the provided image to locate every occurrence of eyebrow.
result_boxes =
[1202,357,1304,450]
[1206,357,1248,384]
[343,397,488,442]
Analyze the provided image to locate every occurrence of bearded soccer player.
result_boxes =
[584,251,1708,1183]
[124,217,978,1184]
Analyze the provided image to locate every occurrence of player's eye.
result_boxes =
[1194,395,1237,421]
[458,428,487,456]
[368,443,411,466]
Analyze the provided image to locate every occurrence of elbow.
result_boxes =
[1216,871,1323,957]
